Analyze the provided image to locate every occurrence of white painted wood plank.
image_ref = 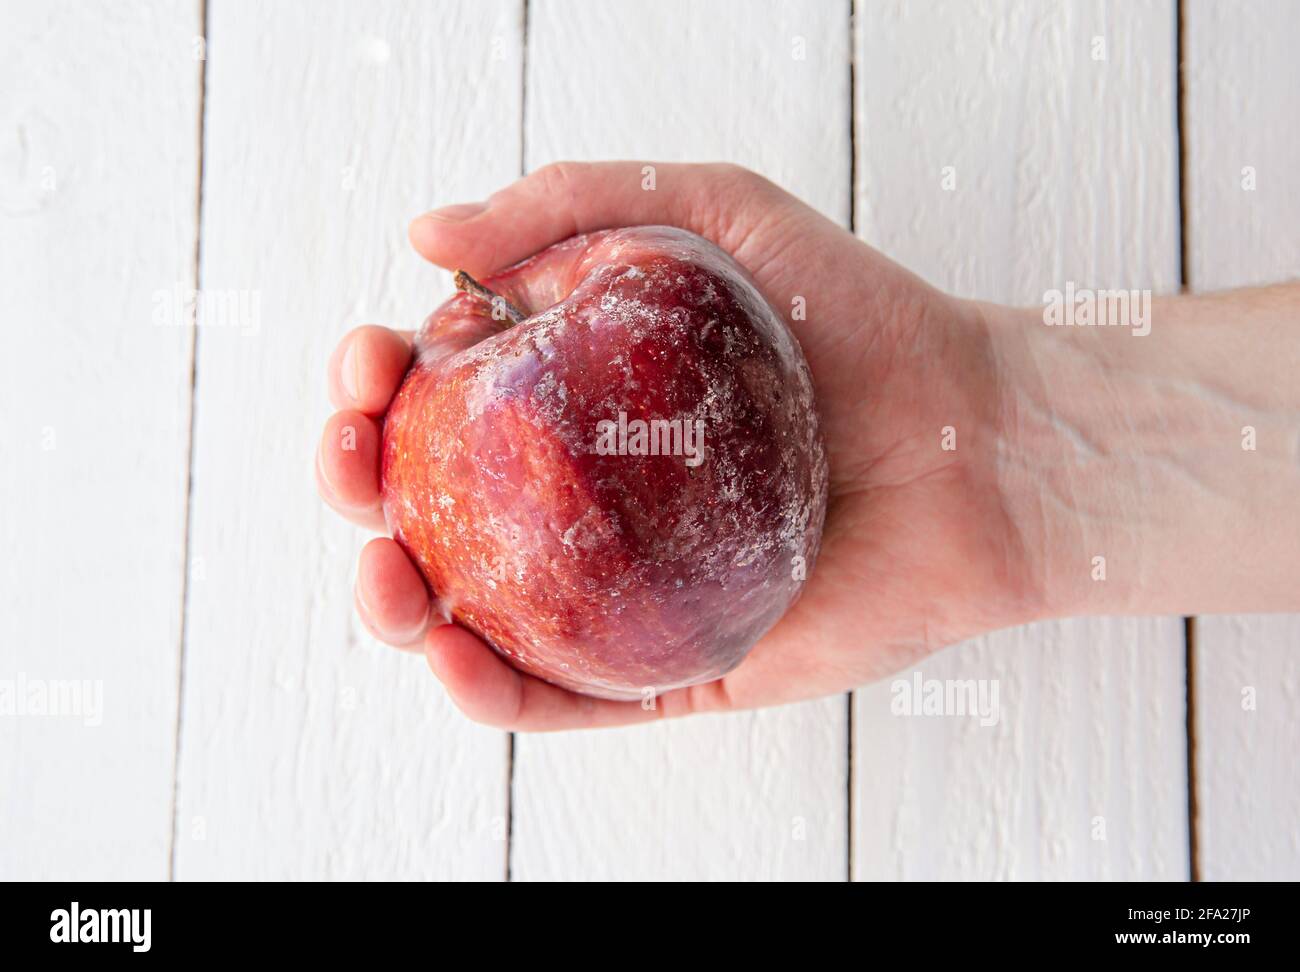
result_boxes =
[171,0,520,880]
[511,0,851,881]
[1184,0,1300,880]
[852,0,1188,879]
[0,1,200,878]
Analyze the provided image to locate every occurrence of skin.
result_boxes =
[316,161,1300,731]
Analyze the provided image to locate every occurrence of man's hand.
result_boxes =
[316,161,1067,729]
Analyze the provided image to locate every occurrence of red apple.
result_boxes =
[381,226,827,700]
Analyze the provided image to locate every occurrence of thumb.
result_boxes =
[408,160,786,278]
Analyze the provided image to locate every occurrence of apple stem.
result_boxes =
[453,270,527,326]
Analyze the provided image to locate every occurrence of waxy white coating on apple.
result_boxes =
[382,226,828,699]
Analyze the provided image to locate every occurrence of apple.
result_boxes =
[381,226,827,700]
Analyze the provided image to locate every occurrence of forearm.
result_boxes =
[986,283,1300,618]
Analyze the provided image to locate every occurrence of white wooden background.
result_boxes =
[2,0,1297,881]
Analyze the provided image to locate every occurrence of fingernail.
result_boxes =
[340,339,359,402]
[315,443,337,496]
[394,603,433,647]
[425,201,487,222]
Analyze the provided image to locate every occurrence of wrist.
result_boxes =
[979,287,1300,619]
[976,297,1143,620]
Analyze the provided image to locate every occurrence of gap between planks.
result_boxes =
[167,0,210,883]
[1174,0,1201,884]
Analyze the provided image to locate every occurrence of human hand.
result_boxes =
[316,161,1047,730]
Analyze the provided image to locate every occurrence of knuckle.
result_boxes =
[712,161,753,181]
[708,162,765,191]
[531,160,583,198]
[701,162,781,216]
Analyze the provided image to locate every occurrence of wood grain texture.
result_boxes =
[509,0,851,881]
[171,0,520,880]
[13,0,1291,882]
[851,0,1188,879]
[0,0,200,879]
[1184,0,1300,880]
